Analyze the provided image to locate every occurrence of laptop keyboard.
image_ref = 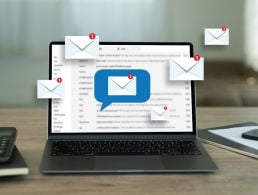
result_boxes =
[51,140,201,156]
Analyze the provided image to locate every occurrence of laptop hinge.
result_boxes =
[47,134,196,140]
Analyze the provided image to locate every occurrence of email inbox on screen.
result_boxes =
[51,45,193,133]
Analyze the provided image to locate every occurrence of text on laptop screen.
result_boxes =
[51,44,193,133]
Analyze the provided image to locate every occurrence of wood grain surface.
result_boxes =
[0,107,258,195]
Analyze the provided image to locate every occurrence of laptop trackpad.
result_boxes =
[94,156,163,171]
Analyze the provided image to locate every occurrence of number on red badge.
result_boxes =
[89,33,96,40]
[221,25,227,32]
[194,54,201,61]
[164,106,168,110]
[57,78,62,83]
[128,74,134,79]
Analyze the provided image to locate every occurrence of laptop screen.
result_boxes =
[50,43,194,134]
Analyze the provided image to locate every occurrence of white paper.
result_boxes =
[209,126,258,150]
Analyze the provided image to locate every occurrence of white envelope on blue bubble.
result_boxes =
[37,80,64,99]
[65,36,99,59]
[108,76,137,96]
[151,108,169,121]
[205,28,229,45]
[169,57,204,80]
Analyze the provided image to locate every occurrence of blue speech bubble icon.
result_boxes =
[94,69,150,110]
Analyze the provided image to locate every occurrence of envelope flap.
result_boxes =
[153,108,166,116]
[111,76,134,88]
[207,29,225,39]
[66,36,93,50]
[171,58,200,71]
[40,80,59,91]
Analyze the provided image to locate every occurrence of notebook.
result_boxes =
[198,122,258,159]
[0,146,29,176]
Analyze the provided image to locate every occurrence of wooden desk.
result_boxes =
[0,107,258,195]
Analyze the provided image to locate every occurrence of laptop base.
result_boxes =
[41,140,217,173]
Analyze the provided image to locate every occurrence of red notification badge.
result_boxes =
[194,54,201,61]
[221,25,227,32]
[89,32,96,40]
[164,106,168,110]
[57,78,62,83]
[128,74,134,79]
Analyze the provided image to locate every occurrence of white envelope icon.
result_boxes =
[108,76,137,96]
[204,28,229,45]
[37,80,64,99]
[65,36,99,59]
[151,107,169,121]
[169,57,204,80]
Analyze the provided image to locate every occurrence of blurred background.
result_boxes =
[0,0,258,107]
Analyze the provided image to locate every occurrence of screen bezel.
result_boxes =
[48,42,197,139]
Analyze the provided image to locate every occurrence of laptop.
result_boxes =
[40,42,217,173]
